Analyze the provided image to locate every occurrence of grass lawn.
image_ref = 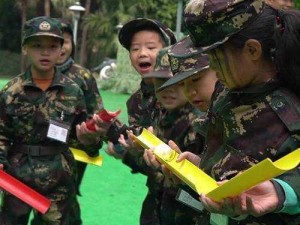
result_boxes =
[0,78,147,225]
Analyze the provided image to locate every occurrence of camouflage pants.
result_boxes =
[2,151,77,225]
[140,191,162,225]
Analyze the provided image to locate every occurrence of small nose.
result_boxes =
[41,47,50,55]
[138,47,148,57]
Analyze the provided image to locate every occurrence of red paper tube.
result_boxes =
[86,109,121,131]
[0,170,51,214]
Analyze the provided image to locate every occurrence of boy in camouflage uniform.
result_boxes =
[56,18,104,225]
[0,16,101,225]
[140,47,206,225]
[76,18,177,225]
[165,0,300,224]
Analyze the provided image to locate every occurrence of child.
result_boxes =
[56,18,104,225]
[0,16,100,224]
[113,18,177,225]
[162,1,300,224]
[77,18,177,225]
[143,47,216,225]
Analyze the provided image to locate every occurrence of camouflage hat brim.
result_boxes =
[22,33,64,45]
[170,35,228,56]
[143,70,173,79]
[156,64,208,92]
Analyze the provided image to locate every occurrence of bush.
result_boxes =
[0,50,21,77]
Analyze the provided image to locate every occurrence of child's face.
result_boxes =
[23,36,62,75]
[208,42,259,90]
[179,69,217,112]
[129,30,164,79]
[155,78,187,112]
[57,32,73,64]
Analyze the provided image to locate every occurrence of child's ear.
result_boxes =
[244,39,262,60]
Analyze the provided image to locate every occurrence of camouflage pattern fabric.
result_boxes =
[121,80,161,173]
[22,16,64,45]
[184,0,265,50]
[155,103,204,225]
[57,58,104,225]
[0,68,90,224]
[196,81,300,225]
[58,59,104,155]
[135,103,204,225]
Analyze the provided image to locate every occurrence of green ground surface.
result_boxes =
[0,78,147,225]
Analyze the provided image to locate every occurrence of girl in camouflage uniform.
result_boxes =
[166,0,300,225]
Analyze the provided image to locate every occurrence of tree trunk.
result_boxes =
[44,0,50,16]
[21,0,27,73]
[79,0,91,67]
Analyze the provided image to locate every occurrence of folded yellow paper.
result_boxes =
[132,128,218,195]
[133,128,300,202]
[70,148,103,166]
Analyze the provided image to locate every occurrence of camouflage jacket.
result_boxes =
[105,80,161,172]
[137,103,205,225]
[57,59,104,116]
[197,81,300,225]
[0,68,100,162]
[57,59,104,153]
[156,103,205,225]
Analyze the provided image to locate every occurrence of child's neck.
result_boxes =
[31,67,55,91]
[31,67,55,80]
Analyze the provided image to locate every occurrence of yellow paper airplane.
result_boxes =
[133,128,300,202]
[70,148,103,166]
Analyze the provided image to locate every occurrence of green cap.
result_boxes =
[118,18,177,50]
[175,0,265,54]
[157,36,209,92]
[143,47,173,79]
[22,16,64,45]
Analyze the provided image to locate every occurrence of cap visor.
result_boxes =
[171,36,228,56]
[156,65,208,92]
[143,70,173,79]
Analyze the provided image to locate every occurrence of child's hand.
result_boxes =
[105,141,125,159]
[76,121,102,145]
[143,148,161,171]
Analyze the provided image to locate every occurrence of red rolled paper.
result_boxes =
[86,109,121,131]
[0,170,51,214]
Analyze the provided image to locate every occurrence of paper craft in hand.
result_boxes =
[133,128,300,202]
[0,170,51,214]
[86,109,121,131]
[70,147,103,166]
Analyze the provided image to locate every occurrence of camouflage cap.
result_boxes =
[22,16,64,45]
[143,47,173,79]
[118,18,177,50]
[180,0,265,53]
[59,18,73,36]
[157,36,210,92]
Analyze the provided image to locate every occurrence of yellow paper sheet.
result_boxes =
[206,148,300,201]
[132,129,218,194]
[133,128,300,202]
[70,148,103,166]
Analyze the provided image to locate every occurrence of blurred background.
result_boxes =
[1,1,300,224]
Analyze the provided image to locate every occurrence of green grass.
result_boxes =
[0,78,147,225]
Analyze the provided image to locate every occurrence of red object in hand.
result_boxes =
[0,170,51,214]
[86,109,121,131]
